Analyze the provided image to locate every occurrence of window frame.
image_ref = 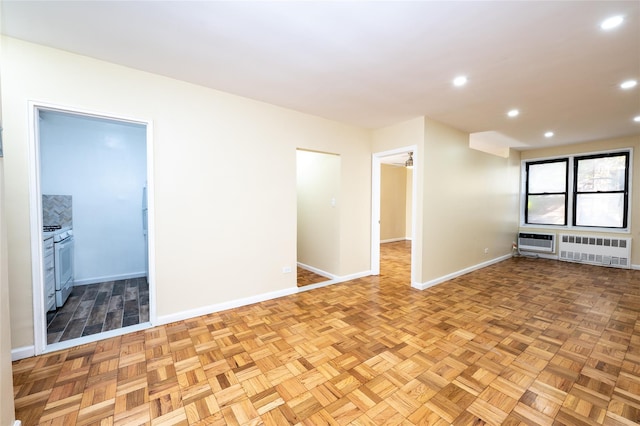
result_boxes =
[572,151,630,229]
[524,158,569,226]
[521,148,632,233]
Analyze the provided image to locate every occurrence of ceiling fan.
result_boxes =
[389,151,414,168]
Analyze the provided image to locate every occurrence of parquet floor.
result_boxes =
[297,267,329,287]
[12,241,640,425]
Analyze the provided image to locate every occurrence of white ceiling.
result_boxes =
[2,1,639,151]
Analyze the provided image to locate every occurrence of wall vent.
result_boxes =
[558,234,631,269]
[518,232,555,253]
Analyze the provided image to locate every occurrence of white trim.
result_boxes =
[73,272,147,286]
[412,254,512,290]
[631,264,640,271]
[14,421,22,426]
[157,288,299,325]
[11,346,35,362]
[371,145,418,283]
[157,270,372,326]
[27,101,156,356]
[296,262,334,280]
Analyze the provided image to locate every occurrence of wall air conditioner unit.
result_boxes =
[518,232,555,253]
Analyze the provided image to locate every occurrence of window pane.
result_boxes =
[527,194,566,225]
[529,162,566,193]
[575,193,624,227]
[576,155,626,192]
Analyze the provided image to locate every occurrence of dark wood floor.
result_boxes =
[12,242,640,425]
[46,277,150,344]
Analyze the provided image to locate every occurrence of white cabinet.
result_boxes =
[43,236,56,311]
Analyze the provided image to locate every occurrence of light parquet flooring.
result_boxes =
[12,242,640,425]
[297,267,329,287]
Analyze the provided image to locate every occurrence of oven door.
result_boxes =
[54,236,74,291]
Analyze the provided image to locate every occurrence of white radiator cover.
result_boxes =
[558,234,631,269]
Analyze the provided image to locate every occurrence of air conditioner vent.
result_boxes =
[518,232,555,253]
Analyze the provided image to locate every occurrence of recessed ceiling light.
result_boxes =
[544,131,554,138]
[601,15,624,30]
[620,79,638,89]
[634,116,640,122]
[507,109,519,118]
[453,76,468,87]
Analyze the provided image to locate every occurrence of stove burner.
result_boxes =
[43,225,62,232]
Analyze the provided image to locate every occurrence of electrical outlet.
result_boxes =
[282,266,292,273]
[484,248,489,254]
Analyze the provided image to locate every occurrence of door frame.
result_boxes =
[371,145,418,284]
[27,101,156,355]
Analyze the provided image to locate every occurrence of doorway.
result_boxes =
[29,104,155,354]
[371,146,417,284]
[296,149,340,287]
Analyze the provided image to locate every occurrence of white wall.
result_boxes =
[40,110,147,284]
[296,150,340,275]
[2,37,372,350]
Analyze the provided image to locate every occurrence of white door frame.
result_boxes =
[27,101,157,355]
[371,145,418,284]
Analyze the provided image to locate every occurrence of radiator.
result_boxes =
[558,234,631,269]
[518,232,555,253]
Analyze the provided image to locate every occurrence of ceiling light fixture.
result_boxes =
[620,79,638,89]
[601,15,624,30]
[453,76,468,87]
[405,151,414,169]
[544,131,554,138]
[634,116,640,123]
[507,109,519,118]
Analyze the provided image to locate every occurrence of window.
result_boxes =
[523,150,631,230]
[573,152,629,228]
[525,159,568,225]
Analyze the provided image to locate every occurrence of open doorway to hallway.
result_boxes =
[372,146,416,284]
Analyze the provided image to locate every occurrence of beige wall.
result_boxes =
[2,37,372,350]
[296,150,340,274]
[421,118,520,283]
[1,160,16,425]
[520,135,640,265]
[380,164,407,241]
[406,169,413,238]
[0,7,16,421]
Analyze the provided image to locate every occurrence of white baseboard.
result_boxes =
[11,346,35,362]
[413,254,512,291]
[632,264,640,270]
[14,421,22,426]
[380,237,408,244]
[296,262,335,280]
[156,270,372,326]
[74,271,147,286]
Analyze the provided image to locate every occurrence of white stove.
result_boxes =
[43,225,74,308]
